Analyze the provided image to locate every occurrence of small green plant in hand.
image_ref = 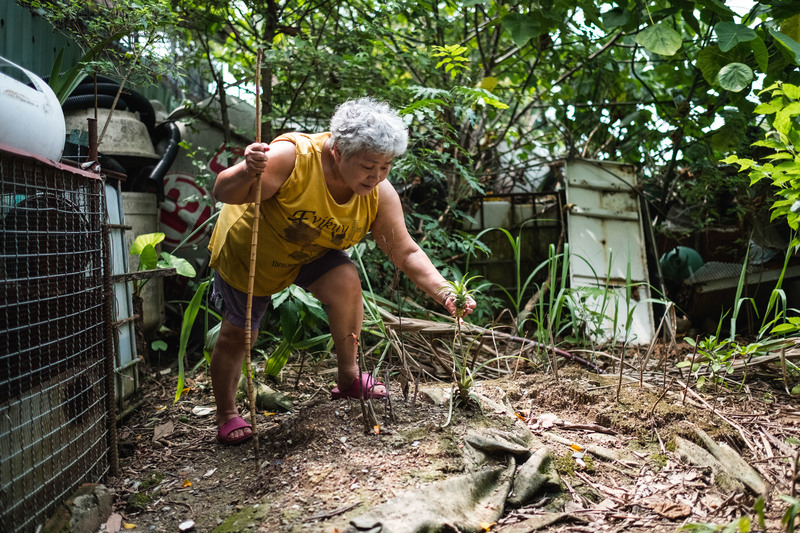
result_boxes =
[436,274,488,423]
[440,274,481,318]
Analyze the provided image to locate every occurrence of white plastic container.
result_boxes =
[0,55,66,160]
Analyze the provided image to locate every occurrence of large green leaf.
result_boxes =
[717,62,753,92]
[174,280,209,403]
[774,102,800,136]
[784,84,800,99]
[714,22,757,52]
[770,28,800,64]
[635,22,682,56]
[48,30,127,104]
[751,35,769,72]
[502,13,544,48]
[271,286,292,308]
[130,232,165,255]
[138,245,159,271]
[681,9,702,36]
[264,338,292,377]
[695,45,730,85]
[781,13,800,42]
[602,7,631,30]
[755,98,785,115]
[580,3,603,30]
[279,300,301,345]
[697,0,736,18]
[158,252,197,278]
[453,87,509,109]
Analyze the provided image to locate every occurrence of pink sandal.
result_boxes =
[331,372,387,400]
[216,416,253,445]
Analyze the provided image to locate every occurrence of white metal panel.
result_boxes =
[564,159,655,345]
[106,182,139,404]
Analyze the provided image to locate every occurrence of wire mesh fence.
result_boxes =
[0,146,110,533]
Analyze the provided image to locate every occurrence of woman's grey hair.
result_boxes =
[329,97,408,160]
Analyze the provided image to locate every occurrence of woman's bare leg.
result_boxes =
[306,262,385,395]
[210,317,253,440]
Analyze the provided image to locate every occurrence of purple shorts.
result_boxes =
[211,249,353,329]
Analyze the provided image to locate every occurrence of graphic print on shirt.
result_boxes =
[287,209,350,242]
[282,209,340,261]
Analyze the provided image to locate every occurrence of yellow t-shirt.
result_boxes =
[208,132,380,295]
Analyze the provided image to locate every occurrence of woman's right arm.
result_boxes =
[212,141,297,204]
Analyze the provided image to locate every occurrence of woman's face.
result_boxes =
[334,148,394,196]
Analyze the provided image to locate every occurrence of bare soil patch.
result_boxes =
[105,350,799,533]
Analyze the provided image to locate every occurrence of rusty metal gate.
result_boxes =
[564,159,656,345]
[0,145,111,532]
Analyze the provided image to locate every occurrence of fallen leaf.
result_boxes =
[191,406,214,417]
[106,512,122,533]
[639,497,692,519]
[123,523,136,529]
[570,443,583,452]
[153,420,174,443]
[183,479,192,487]
[651,501,692,519]
[595,498,618,511]
[595,483,629,500]
[373,425,381,434]
[203,468,217,478]
[539,413,561,428]
[564,500,585,512]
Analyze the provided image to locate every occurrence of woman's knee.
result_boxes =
[212,319,249,355]
[310,263,362,306]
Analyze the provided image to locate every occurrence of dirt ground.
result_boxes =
[102,341,800,533]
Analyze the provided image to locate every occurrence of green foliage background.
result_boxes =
[24,0,800,311]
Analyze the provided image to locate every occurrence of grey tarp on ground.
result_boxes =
[345,461,516,533]
[342,424,561,533]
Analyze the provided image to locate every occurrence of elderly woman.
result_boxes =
[207,97,475,444]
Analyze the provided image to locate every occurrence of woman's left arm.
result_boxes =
[370,182,475,317]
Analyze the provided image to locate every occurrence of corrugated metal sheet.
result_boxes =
[564,159,656,345]
[0,2,83,79]
[1,2,179,109]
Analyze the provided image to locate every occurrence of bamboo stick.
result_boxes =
[244,47,264,470]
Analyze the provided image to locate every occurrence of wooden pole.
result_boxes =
[245,47,264,470]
